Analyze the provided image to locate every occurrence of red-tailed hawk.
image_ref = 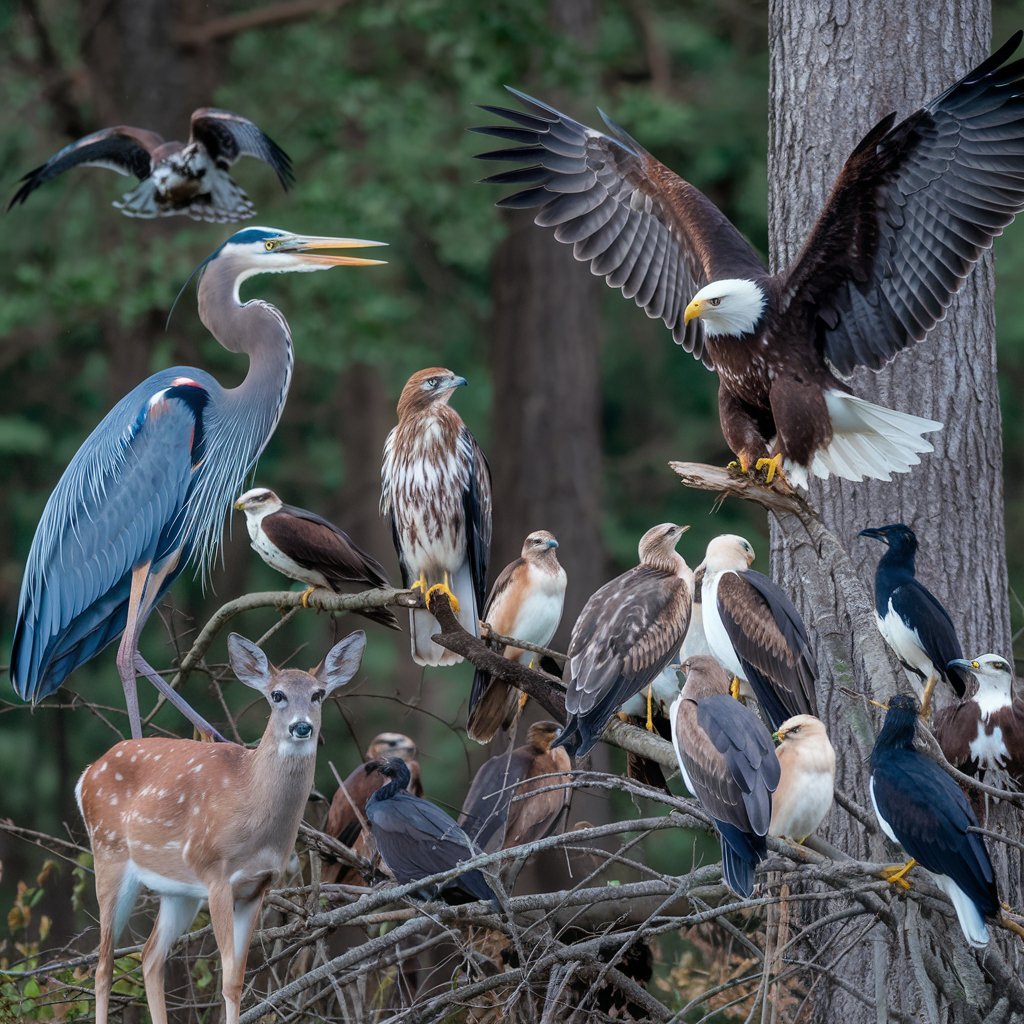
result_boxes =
[554,523,692,757]
[381,368,492,666]
[468,530,566,743]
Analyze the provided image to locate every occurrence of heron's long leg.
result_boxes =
[133,654,226,742]
[116,565,150,738]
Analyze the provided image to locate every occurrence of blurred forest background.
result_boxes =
[1,0,1023,1005]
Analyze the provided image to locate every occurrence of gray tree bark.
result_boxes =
[767,4,1021,1021]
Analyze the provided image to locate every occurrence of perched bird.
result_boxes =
[860,523,970,716]
[670,656,781,897]
[459,720,572,853]
[554,523,693,757]
[234,487,398,630]
[769,715,836,842]
[10,108,293,222]
[468,531,567,743]
[322,732,422,885]
[701,534,817,731]
[474,36,1024,486]
[381,368,492,666]
[11,227,385,739]
[365,758,496,905]
[936,655,1024,783]
[870,694,999,947]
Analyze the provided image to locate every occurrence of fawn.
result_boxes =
[75,629,366,1024]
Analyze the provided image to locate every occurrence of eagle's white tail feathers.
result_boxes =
[933,873,990,947]
[408,562,479,667]
[785,390,942,489]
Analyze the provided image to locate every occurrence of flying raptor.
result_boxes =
[474,35,1024,486]
[10,108,293,222]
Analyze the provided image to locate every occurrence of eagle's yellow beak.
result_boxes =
[684,299,703,324]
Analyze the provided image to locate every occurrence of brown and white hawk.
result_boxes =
[381,368,492,666]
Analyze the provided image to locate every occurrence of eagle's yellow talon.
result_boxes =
[300,585,316,609]
[410,573,428,593]
[425,581,460,613]
[880,858,917,890]
[755,453,785,485]
[645,683,656,732]
[727,457,751,475]
[730,676,742,701]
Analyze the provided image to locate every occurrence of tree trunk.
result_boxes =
[488,0,606,648]
[767,4,1022,1021]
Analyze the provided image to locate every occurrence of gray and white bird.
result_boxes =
[769,715,835,843]
[235,487,398,631]
[554,523,692,757]
[936,655,1024,783]
[468,530,567,743]
[10,108,294,222]
[702,534,817,731]
[670,656,781,897]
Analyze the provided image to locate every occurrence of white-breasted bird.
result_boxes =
[769,715,835,842]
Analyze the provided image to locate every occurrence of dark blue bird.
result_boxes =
[11,227,385,738]
[860,524,971,715]
[365,758,497,906]
[870,694,999,947]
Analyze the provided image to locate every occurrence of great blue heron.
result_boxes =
[8,108,293,222]
[11,226,385,738]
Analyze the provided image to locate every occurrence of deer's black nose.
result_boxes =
[290,721,313,739]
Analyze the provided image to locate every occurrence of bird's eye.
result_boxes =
[271,690,286,704]
[311,689,325,704]
[709,297,722,307]
[265,240,276,251]
[426,378,440,389]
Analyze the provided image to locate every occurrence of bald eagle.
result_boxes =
[474,34,1024,487]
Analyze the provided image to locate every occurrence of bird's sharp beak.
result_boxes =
[771,730,782,745]
[233,500,245,510]
[547,538,559,549]
[684,299,702,324]
[449,376,468,389]
[948,658,975,672]
[867,697,890,710]
[289,235,388,267]
[858,527,885,542]
[678,524,691,534]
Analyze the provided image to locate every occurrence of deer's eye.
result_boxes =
[271,690,286,704]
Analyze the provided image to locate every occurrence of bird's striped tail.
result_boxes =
[785,390,942,489]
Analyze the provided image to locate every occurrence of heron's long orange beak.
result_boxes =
[289,235,388,266]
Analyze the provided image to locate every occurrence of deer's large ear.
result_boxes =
[228,633,272,691]
[316,630,366,694]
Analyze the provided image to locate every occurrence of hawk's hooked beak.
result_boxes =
[948,658,979,672]
[285,234,388,267]
[858,527,888,544]
[684,299,703,324]
[546,538,559,549]
[234,500,244,510]
[448,376,468,390]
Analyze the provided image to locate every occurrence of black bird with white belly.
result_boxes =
[235,487,398,630]
[869,694,998,947]
[860,524,969,715]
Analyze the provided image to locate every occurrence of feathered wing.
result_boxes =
[780,32,1024,374]
[889,581,969,696]
[9,127,162,209]
[189,108,295,189]
[459,746,533,852]
[672,695,780,896]
[871,752,998,944]
[11,377,209,699]
[715,570,817,730]
[473,89,766,368]
[557,566,690,756]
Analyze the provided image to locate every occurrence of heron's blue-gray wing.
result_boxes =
[459,426,492,611]
[12,378,210,700]
[472,89,767,369]
[190,108,295,189]
[8,127,163,209]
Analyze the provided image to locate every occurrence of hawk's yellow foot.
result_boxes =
[518,691,529,712]
[727,455,751,475]
[880,858,917,890]
[919,673,938,718]
[425,581,460,614]
[410,573,428,593]
[755,453,786,485]
[300,585,316,609]
[730,676,742,701]
[645,683,656,732]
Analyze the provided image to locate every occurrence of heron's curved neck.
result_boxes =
[197,254,294,442]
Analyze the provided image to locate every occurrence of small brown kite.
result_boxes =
[468,530,567,743]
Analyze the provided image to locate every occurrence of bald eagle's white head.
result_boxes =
[684,279,766,338]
